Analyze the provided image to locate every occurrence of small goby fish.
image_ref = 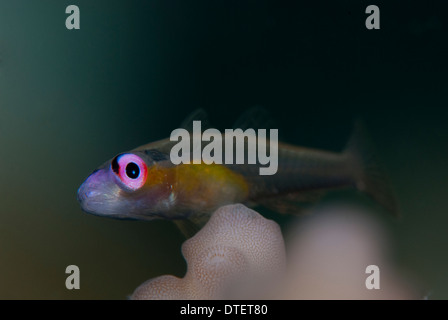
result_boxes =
[77,119,397,235]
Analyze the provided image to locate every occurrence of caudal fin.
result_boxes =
[345,121,399,216]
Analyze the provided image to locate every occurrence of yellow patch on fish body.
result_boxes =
[173,163,249,214]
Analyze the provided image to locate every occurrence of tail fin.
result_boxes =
[344,121,400,217]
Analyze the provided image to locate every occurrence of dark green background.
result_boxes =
[0,0,447,299]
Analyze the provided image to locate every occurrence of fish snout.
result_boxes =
[77,183,102,205]
[77,168,117,216]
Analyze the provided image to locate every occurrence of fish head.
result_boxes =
[77,151,176,220]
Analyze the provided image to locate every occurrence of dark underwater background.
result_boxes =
[0,0,447,299]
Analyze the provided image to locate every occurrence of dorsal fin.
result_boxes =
[232,106,278,131]
[180,109,211,133]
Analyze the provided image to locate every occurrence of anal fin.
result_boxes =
[257,190,327,215]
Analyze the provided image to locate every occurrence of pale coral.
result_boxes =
[131,203,418,300]
[130,204,285,300]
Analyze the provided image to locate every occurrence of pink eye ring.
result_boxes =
[111,153,147,191]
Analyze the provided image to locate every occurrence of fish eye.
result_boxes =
[111,153,147,191]
[126,162,140,179]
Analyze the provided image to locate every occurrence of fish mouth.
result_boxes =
[77,180,104,215]
[77,178,94,205]
[76,168,118,216]
[77,169,100,205]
